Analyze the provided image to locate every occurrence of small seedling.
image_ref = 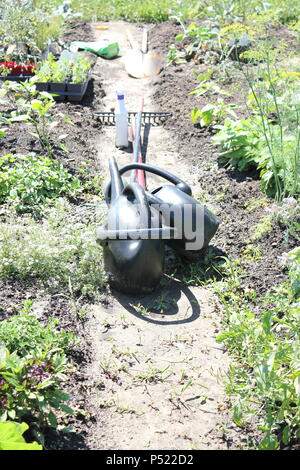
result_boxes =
[168,380,193,410]
[133,365,171,384]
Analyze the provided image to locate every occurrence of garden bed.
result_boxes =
[149,21,299,296]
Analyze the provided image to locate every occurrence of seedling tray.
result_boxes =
[36,75,90,102]
[0,73,90,102]
[0,74,33,82]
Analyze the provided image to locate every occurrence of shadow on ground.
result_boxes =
[44,428,89,450]
[114,277,200,325]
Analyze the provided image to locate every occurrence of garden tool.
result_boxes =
[124,28,162,79]
[131,118,146,188]
[131,97,146,187]
[96,157,175,294]
[105,162,220,259]
[93,111,172,126]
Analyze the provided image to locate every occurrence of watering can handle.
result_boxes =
[97,181,177,241]
[123,182,151,227]
[112,163,192,195]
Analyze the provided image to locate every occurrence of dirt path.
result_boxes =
[84,21,231,450]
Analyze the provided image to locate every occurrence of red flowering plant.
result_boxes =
[0,62,36,77]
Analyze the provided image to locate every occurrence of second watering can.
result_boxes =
[106,162,220,260]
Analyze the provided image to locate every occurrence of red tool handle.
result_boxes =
[132,97,146,189]
[131,122,146,189]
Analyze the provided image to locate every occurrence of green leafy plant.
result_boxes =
[191,99,237,127]
[212,116,263,170]
[243,49,298,200]
[212,112,300,197]
[0,64,10,77]
[0,421,42,450]
[217,45,300,200]
[69,56,91,84]
[216,250,300,449]
[0,308,77,357]
[0,0,63,62]
[190,69,231,97]
[33,53,92,84]
[2,80,71,157]
[0,153,83,212]
[168,22,218,65]
[167,44,187,66]
[69,0,184,22]
[0,311,77,442]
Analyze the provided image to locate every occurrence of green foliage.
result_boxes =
[167,44,187,66]
[209,47,300,199]
[167,247,234,286]
[191,99,237,127]
[216,252,300,449]
[0,153,83,212]
[0,0,63,62]
[2,81,70,157]
[191,0,300,26]
[0,311,77,439]
[0,198,105,297]
[34,53,91,84]
[167,22,219,66]
[0,422,42,450]
[190,70,231,97]
[212,114,300,197]
[241,48,300,200]
[69,0,191,23]
[212,116,263,170]
[0,308,77,357]
[70,56,91,84]
[285,247,300,297]
[71,0,300,27]
[175,22,217,48]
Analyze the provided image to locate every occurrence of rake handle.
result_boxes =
[131,97,145,185]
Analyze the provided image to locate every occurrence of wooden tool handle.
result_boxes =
[126,29,140,50]
[142,27,148,54]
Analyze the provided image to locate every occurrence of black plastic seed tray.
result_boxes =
[93,111,172,126]
[0,73,90,102]
[0,74,33,82]
[35,73,90,102]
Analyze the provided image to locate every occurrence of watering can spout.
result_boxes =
[109,156,124,201]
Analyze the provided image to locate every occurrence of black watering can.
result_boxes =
[97,157,175,294]
[104,162,220,260]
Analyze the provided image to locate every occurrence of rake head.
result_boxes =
[93,111,172,126]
